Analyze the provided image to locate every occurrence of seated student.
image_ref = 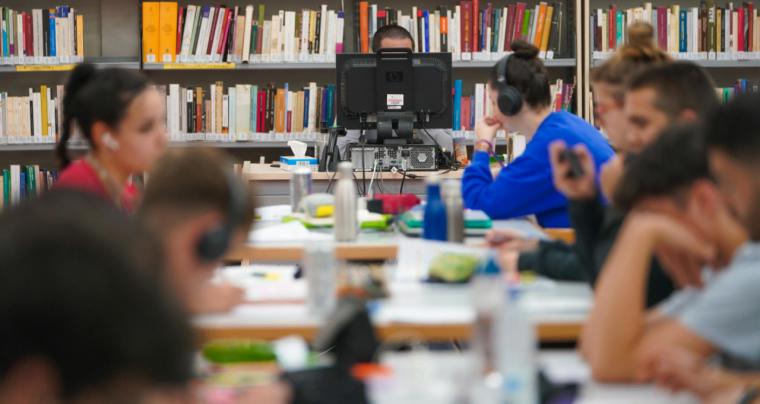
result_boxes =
[0,190,193,403]
[652,93,760,404]
[583,124,755,382]
[462,41,613,228]
[337,24,454,160]
[140,148,255,315]
[490,23,670,282]
[494,60,718,307]
[55,63,168,211]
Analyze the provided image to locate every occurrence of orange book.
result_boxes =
[359,1,369,53]
[142,2,161,63]
[540,5,553,52]
[76,15,84,57]
[158,2,178,62]
[274,88,286,133]
[533,3,548,47]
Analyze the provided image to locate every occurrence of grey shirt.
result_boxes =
[336,128,454,161]
[658,242,760,370]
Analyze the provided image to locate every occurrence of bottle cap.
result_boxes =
[476,253,501,276]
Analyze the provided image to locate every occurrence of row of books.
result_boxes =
[357,1,568,59]
[592,2,760,61]
[717,78,760,102]
[0,165,57,209]
[142,2,345,64]
[0,6,84,65]
[453,78,574,130]
[158,82,336,142]
[0,86,63,144]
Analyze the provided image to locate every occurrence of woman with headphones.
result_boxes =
[462,41,614,228]
[55,63,168,212]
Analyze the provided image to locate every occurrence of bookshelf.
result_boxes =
[0,0,584,172]
[582,0,760,120]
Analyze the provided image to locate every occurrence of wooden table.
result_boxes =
[194,280,590,344]
[231,219,551,262]
[243,163,465,205]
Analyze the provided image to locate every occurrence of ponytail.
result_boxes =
[57,63,150,169]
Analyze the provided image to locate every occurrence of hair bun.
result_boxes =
[510,40,540,60]
[626,22,655,49]
[64,63,98,111]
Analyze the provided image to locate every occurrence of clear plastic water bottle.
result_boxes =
[469,254,504,404]
[498,286,538,404]
[423,177,447,241]
[442,179,465,243]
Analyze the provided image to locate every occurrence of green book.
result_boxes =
[522,9,532,39]
[250,22,258,56]
[258,4,266,28]
[26,166,35,199]
[2,169,9,207]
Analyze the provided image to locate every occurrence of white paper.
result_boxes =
[395,239,487,282]
[256,204,293,222]
[249,221,331,243]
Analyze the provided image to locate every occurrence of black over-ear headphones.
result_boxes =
[495,54,524,116]
[196,168,248,262]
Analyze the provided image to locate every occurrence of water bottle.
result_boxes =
[498,286,538,404]
[442,179,465,243]
[290,167,312,212]
[303,242,337,318]
[423,177,447,241]
[469,254,504,404]
[334,161,359,242]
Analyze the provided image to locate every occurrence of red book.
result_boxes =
[739,7,746,51]
[749,3,755,51]
[206,7,220,55]
[505,3,516,50]
[461,1,472,52]
[658,8,667,50]
[514,3,526,42]
[472,0,479,52]
[217,8,232,56]
[462,96,471,130]
[176,6,185,58]
[257,90,267,132]
[609,5,617,51]
[25,13,33,57]
[485,3,492,50]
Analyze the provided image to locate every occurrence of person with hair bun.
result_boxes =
[54,63,168,212]
[462,40,613,228]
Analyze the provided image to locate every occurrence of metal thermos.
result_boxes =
[290,167,312,212]
[334,162,359,241]
[443,179,465,243]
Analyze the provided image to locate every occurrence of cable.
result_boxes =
[361,129,367,197]
[368,159,379,198]
[419,121,454,170]
[325,168,339,194]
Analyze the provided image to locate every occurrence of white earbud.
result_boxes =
[102,133,120,151]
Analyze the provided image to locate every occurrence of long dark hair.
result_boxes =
[57,63,150,169]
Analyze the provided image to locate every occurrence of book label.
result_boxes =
[461,52,472,61]
[163,62,235,70]
[15,64,75,72]
[547,50,555,60]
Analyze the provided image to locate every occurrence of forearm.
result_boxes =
[586,220,656,381]
[518,241,588,282]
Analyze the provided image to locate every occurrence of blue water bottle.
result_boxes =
[423,177,448,240]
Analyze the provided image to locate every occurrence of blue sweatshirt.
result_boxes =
[462,112,614,228]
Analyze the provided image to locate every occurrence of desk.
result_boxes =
[193,279,590,344]
[244,164,465,206]
[229,219,548,262]
[371,350,698,404]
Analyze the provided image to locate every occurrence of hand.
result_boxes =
[193,283,246,315]
[653,348,743,399]
[475,115,502,143]
[655,245,705,289]
[485,229,539,252]
[627,213,717,269]
[549,141,597,200]
[600,155,625,202]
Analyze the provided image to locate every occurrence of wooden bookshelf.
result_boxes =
[0,0,584,171]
